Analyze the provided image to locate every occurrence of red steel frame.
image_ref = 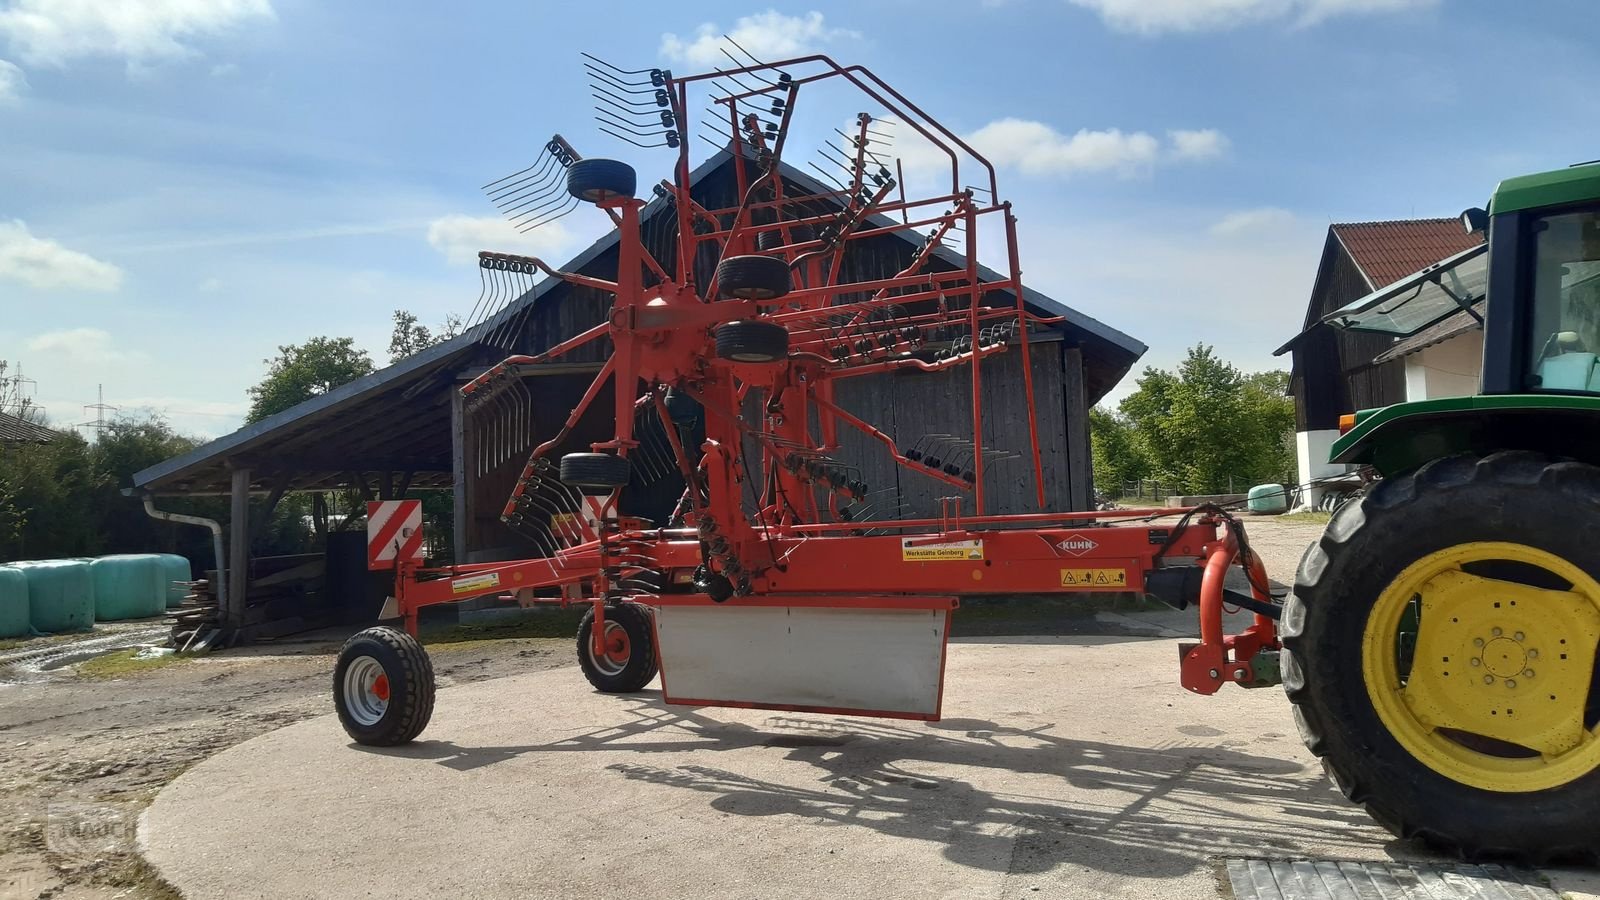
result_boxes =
[380,53,1278,709]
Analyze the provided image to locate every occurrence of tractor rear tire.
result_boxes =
[576,602,658,693]
[567,158,636,202]
[333,626,435,746]
[717,254,791,300]
[715,321,789,363]
[560,452,631,494]
[1283,451,1600,863]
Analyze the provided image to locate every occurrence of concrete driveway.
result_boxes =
[145,635,1424,900]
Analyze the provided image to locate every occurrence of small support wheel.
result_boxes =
[756,224,815,252]
[715,320,789,363]
[333,626,435,746]
[716,254,792,300]
[566,158,636,202]
[560,452,632,494]
[576,602,658,692]
[663,387,700,425]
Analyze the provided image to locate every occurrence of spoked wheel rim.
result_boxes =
[588,622,631,677]
[1364,541,1600,792]
[342,655,391,727]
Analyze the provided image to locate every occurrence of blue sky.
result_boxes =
[2,0,1597,437]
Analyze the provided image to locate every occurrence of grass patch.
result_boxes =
[1276,511,1331,525]
[421,608,585,647]
[76,649,188,679]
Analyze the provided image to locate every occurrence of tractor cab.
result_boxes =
[1317,162,1600,473]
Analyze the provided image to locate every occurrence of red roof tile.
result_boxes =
[1331,218,1484,289]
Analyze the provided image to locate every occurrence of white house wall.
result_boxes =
[1403,330,1483,402]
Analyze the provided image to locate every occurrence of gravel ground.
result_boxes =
[0,517,1330,899]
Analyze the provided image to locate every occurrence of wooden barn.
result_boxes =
[132,149,1145,640]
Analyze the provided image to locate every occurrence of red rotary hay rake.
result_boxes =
[333,51,1279,748]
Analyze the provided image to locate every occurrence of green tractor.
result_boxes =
[1290,162,1600,861]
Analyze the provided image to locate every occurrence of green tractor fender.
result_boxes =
[1332,394,1600,476]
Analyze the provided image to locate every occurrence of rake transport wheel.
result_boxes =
[576,602,658,692]
[756,224,815,252]
[1282,451,1600,863]
[566,158,636,202]
[560,452,632,494]
[716,254,791,300]
[715,320,789,363]
[333,626,436,746]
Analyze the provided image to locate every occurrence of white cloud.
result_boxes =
[27,327,144,364]
[0,220,123,291]
[660,11,858,66]
[0,0,274,67]
[1210,207,1296,236]
[1064,0,1436,35]
[0,59,24,103]
[893,118,1230,180]
[1169,128,1230,161]
[426,214,575,266]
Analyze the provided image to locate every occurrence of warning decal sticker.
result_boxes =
[451,572,502,595]
[901,538,985,561]
[1058,568,1128,588]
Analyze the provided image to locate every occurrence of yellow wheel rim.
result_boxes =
[1364,541,1600,792]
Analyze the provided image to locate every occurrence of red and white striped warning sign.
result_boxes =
[367,500,424,569]
[551,496,614,548]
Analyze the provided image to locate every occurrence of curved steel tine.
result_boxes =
[580,52,658,81]
[518,198,580,232]
[486,151,561,201]
[592,85,663,110]
[489,169,562,209]
[508,189,577,225]
[717,47,779,85]
[597,126,674,150]
[496,176,566,214]
[583,64,659,94]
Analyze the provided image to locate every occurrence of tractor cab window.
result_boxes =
[1526,207,1600,392]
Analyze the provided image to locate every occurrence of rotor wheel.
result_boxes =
[559,452,632,495]
[333,626,435,746]
[566,158,637,203]
[715,320,789,363]
[1282,451,1600,862]
[576,602,658,693]
[716,254,791,300]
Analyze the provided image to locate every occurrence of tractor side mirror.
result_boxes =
[1460,207,1489,235]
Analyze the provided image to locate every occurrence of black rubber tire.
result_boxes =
[717,254,791,300]
[663,387,700,425]
[1283,451,1600,863]
[566,158,636,202]
[333,626,435,746]
[756,224,814,252]
[560,452,631,494]
[576,602,658,692]
[715,320,789,363]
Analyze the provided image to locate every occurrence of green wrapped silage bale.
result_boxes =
[154,554,192,608]
[1246,483,1290,514]
[90,554,167,621]
[0,566,28,638]
[17,560,95,633]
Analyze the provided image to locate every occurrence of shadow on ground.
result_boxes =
[357,688,1392,880]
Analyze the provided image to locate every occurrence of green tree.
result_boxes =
[388,309,463,363]
[1110,345,1294,495]
[246,336,375,423]
[0,431,97,560]
[1089,407,1149,494]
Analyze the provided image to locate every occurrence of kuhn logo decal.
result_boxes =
[1056,535,1098,556]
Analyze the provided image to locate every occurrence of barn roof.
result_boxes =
[134,149,1144,496]
[1330,219,1483,290]
[0,411,57,444]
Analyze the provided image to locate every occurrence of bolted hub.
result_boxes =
[1480,635,1529,680]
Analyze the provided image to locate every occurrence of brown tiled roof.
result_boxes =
[0,411,57,444]
[1331,218,1485,289]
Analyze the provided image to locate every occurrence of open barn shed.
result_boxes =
[132,148,1145,642]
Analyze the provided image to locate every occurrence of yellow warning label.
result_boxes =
[901,538,984,561]
[1058,568,1128,588]
[452,572,502,595]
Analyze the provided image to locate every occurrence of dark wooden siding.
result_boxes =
[1291,238,1407,430]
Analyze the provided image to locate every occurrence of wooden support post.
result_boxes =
[228,465,251,631]
[451,381,469,565]
[1061,346,1091,512]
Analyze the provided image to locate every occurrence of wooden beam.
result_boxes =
[228,465,251,631]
